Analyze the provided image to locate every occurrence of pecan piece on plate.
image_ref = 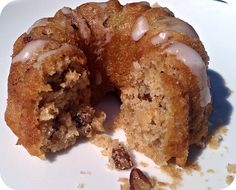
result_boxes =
[130,168,152,190]
[110,142,133,170]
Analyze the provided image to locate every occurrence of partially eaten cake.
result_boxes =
[5,0,211,166]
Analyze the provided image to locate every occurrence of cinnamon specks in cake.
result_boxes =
[132,16,149,41]
[151,32,170,45]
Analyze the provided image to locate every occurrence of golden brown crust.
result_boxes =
[5,41,90,157]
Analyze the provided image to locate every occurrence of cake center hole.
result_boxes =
[95,92,121,130]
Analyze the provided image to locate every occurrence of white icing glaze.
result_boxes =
[61,7,91,40]
[163,7,174,16]
[61,7,80,19]
[151,2,160,8]
[27,18,48,34]
[59,19,67,27]
[61,7,72,15]
[158,18,198,39]
[62,5,107,44]
[76,15,91,40]
[12,40,49,63]
[60,7,74,27]
[96,2,108,10]
[164,41,211,107]
[151,19,199,46]
[151,31,170,45]
[132,16,149,41]
[37,44,73,62]
[140,1,150,6]
[168,22,198,39]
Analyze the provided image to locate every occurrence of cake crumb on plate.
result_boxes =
[77,183,84,189]
[118,177,129,190]
[206,169,215,173]
[161,164,182,189]
[184,162,201,174]
[80,171,91,175]
[207,126,228,150]
[227,163,236,173]
[139,161,149,167]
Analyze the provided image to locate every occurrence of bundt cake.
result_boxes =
[5,0,211,166]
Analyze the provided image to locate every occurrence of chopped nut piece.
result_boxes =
[226,175,234,185]
[130,168,152,190]
[111,142,133,170]
[75,107,105,138]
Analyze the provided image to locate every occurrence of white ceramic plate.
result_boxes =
[1,0,236,189]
